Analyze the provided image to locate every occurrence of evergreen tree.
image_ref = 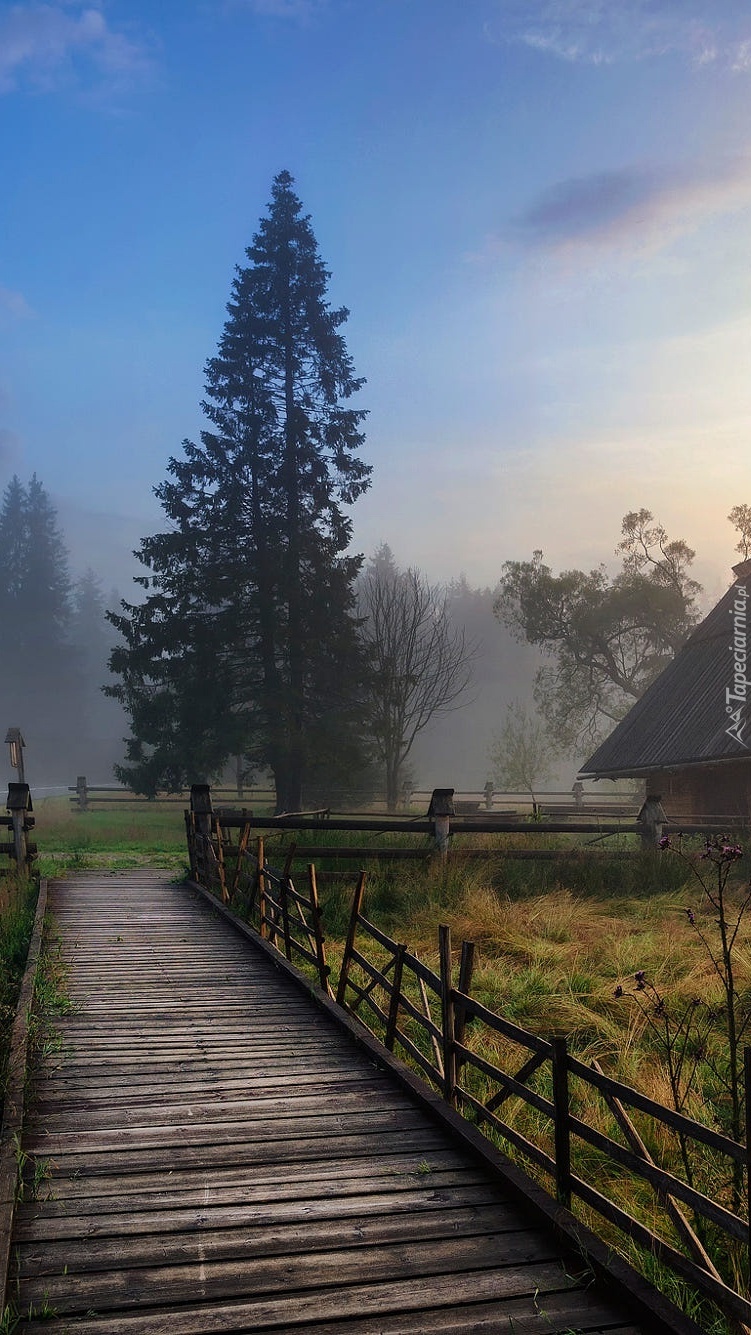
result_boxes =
[108,171,371,808]
[0,474,71,655]
[70,569,126,745]
[0,474,78,778]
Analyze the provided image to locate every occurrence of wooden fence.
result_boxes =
[186,803,332,994]
[73,775,641,815]
[186,797,751,1329]
[335,889,751,1328]
[182,787,748,890]
[0,784,35,888]
[69,777,276,810]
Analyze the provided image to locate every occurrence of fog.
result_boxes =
[2,2,749,799]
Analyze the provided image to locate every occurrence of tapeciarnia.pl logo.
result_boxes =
[726,584,749,748]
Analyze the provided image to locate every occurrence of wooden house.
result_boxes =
[580,559,751,820]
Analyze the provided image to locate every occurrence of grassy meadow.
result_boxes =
[15,798,751,1330]
[32,795,189,875]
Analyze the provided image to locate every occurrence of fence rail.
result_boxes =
[185,786,751,1329]
[69,777,276,810]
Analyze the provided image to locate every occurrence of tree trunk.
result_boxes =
[273,759,303,815]
[385,759,400,813]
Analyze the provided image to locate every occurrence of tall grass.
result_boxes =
[0,870,38,1122]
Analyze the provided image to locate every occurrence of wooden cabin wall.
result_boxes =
[651,762,751,821]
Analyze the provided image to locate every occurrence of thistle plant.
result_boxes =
[614,972,710,1188]
[617,835,751,1210]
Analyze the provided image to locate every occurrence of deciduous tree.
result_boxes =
[358,546,476,811]
[729,504,751,562]
[107,171,371,808]
[494,510,701,751]
[488,700,558,804]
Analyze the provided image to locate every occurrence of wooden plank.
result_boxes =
[22,1232,562,1312]
[16,1172,499,1231]
[22,1147,474,1200]
[17,1200,525,1272]
[19,1263,593,1333]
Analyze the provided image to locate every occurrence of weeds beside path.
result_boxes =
[0,876,38,1126]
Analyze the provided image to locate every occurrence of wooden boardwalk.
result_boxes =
[10,872,675,1333]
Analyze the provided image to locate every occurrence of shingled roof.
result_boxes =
[581,559,751,777]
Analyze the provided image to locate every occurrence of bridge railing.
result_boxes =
[187,804,751,1328]
[186,803,331,995]
[334,893,751,1331]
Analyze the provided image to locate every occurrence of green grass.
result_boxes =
[33,796,189,875]
[0,872,39,1123]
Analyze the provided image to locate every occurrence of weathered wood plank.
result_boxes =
[17,1201,529,1274]
[22,1232,562,1311]
[18,1262,594,1333]
[20,1147,472,1201]
[15,1174,500,1233]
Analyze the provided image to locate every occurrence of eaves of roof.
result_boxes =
[581,570,751,777]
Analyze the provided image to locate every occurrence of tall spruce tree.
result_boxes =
[0,474,80,778]
[108,171,371,808]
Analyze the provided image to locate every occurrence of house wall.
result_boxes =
[650,761,751,821]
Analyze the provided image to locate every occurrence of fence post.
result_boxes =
[551,1035,572,1208]
[280,874,293,961]
[336,870,366,1007]
[307,864,331,996]
[190,785,213,886]
[384,943,406,1051]
[428,789,454,861]
[6,784,32,868]
[258,862,268,940]
[439,924,456,1105]
[76,775,88,812]
[213,815,229,904]
[185,810,196,880]
[454,940,476,1088]
[637,794,667,849]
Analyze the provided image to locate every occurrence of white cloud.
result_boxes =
[0,3,149,94]
[492,1,751,72]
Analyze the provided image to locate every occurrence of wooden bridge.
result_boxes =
[3,871,706,1333]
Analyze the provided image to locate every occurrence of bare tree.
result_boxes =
[359,547,476,811]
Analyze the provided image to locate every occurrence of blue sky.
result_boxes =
[2,0,751,601]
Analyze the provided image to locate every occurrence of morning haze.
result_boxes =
[1,0,750,793]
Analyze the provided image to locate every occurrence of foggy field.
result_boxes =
[33,798,188,874]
